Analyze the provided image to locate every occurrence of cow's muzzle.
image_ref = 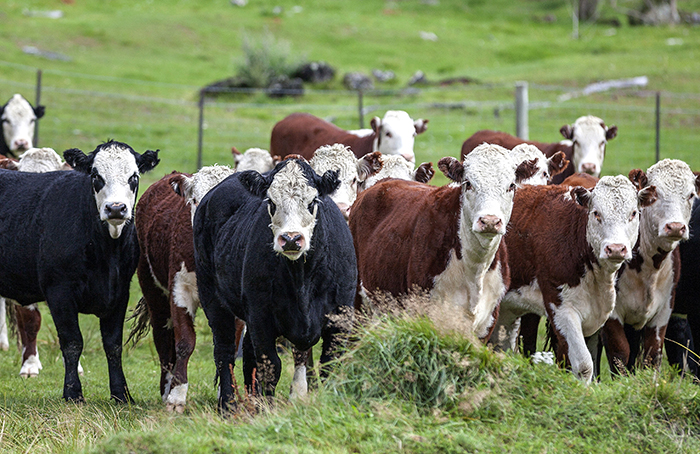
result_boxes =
[279,232,304,253]
[580,163,598,175]
[476,215,503,235]
[604,243,628,261]
[663,222,686,240]
[104,203,128,220]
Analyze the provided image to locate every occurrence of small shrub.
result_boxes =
[235,31,304,88]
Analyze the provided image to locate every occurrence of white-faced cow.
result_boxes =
[460,115,617,184]
[270,110,428,162]
[0,140,159,402]
[232,147,277,173]
[133,165,239,413]
[194,158,357,413]
[601,160,700,375]
[490,176,655,383]
[349,144,538,340]
[358,154,436,192]
[309,144,383,219]
[1,94,45,158]
[510,143,569,186]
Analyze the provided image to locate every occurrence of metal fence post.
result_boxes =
[35,69,42,147]
[655,91,660,163]
[197,91,205,170]
[515,81,529,140]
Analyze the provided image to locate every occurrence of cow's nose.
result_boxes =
[104,203,128,220]
[604,243,628,260]
[477,215,503,234]
[401,152,415,163]
[581,163,597,175]
[664,222,686,238]
[12,139,30,151]
[280,232,304,252]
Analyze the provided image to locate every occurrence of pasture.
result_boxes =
[1,0,700,452]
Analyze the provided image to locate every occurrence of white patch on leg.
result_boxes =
[165,383,188,413]
[289,364,308,400]
[172,263,199,318]
[78,359,84,376]
[162,371,174,402]
[19,350,42,378]
[0,297,8,351]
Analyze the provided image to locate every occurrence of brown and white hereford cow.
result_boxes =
[232,147,277,174]
[461,115,617,184]
[602,160,700,375]
[349,144,537,340]
[358,154,435,192]
[270,110,428,162]
[490,176,656,383]
[309,144,383,220]
[134,165,240,412]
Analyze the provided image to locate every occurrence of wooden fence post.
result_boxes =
[197,91,205,170]
[35,69,42,147]
[515,81,529,140]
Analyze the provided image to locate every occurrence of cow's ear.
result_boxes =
[317,169,341,197]
[560,124,574,140]
[414,119,429,135]
[628,169,648,190]
[605,125,618,141]
[694,172,700,194]
[136,149,160,174]
[357,151,382,181]
[239,170,270,197]
[438,157,464,183]
[571,186,591,208]
[170,174,192,199]
[63,148,93,173]
[34,105,45,119]
[414,162,435,184]
[515,159,538,184]
[370,116,382,134]
[638,185,658,208]
[548,151,569,177]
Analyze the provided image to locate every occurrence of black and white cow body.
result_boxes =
[0,140,159,402]
[194,158,357,413]
[1,94,45,158]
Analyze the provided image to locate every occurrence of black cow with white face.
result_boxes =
[0,140,159,402]
[193,158,357,413]
[1,94,45,157]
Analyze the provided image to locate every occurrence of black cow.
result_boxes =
[193,158,357,413]
[0,140,159,402]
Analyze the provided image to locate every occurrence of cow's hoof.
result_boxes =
[19,355,42,378]
[165,402,186,414]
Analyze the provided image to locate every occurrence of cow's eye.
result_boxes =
[308,197,320,214]
[463,180,472,190]
[593,210,602,222]
[267,200,277,217]
[385,132,392,138]
[629,210,637,221]
[688,194,695,202]
[1,118,8,124]
[91,171,105,193]
[128,173,139,192]
[508,183,517,192]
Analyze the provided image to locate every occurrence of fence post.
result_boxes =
[35,69,42,147]
[358,90,364,129]
[197,91,205,170]
[515,81,529,140]
[655,91,660,163]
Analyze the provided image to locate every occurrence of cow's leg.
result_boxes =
[585,330,602,380]
[319,305,353,379]
[665,315,697,376]
[488,304,522,352]
[0,297,8,351]
[211,312,241,414]
[290,347,309,400]
[17,303,42,378]
[601,318,630,376]
[45,291,84,402]
[248,327,281,399]
[167,303,196,413]
[642,323,668,370]
[519,314,541,357]
[242,330,257,397]
[99,312,132,403]
[548,304,593,383]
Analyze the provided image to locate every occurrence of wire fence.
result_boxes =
[2,59,699,184]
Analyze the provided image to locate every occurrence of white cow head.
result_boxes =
[172,165,237,224]
[1,94,45,157]
[232,147,277,173]
[358,154,435,192]
[370,110,428,163]
[17,147,70,173]
[629,159,700,252]
[310,144,382,220]
[239,158,340,260]
[560,115,617,177]
[439,144,537,242]
[64,140,160,239]
[571,175,656,266]
[511,144,569,186]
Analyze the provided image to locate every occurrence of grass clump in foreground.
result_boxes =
[88,293,700,453]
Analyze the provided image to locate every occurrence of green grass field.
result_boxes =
[1,0,700,452]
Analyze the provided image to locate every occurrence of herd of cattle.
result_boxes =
[1,92,699,414]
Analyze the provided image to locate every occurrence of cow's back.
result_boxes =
[350,179,461,295]
[270,112,372,159]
